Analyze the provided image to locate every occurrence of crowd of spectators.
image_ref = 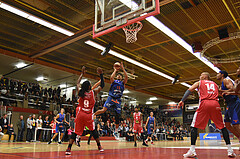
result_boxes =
[0,76,78,109]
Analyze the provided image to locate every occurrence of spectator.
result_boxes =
[31,114,36,141]
[26,115,32,142]
[7,124,16,142]
[17,115,25,141]
[42,116,51,142]
[36,115,43,141]
[0,126,4,142]
[0,113,9,133]
[126,126,134,141]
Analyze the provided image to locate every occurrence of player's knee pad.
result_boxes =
[70,132,77,140]
[91,130,99,140]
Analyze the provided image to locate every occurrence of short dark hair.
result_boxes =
[219,70,228,78]
[117,73,123,77]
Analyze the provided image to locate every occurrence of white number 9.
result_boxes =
[84,100,89,108]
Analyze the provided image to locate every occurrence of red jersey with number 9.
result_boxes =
[78,90,95,114]
[134,112,142,124]
[198,80,219,101]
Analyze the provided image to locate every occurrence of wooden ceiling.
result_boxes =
[0,0,240,102]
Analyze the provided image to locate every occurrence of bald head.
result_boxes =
[200,72,210,80]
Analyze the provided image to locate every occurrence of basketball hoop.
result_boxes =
[123,21,143,43]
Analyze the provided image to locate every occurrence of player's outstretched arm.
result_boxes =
[178,81,199,108]
[145,117,149,131]
[93,67,105,95]
[55,114,60,124]
[92,80,101,90]
[121,62,128,85]
[77,66,86,92]
[110,68,117,83]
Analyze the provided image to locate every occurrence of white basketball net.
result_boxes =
[123,22,143,43]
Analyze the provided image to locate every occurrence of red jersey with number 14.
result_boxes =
[134,112,142,124]
[198,80,219,101]
[78,90,95,114]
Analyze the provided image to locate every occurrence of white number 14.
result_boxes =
[205,83,215,91]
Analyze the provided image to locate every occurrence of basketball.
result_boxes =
[114,62,121,70]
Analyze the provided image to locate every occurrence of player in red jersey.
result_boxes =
[65,67,105,155]
[133,107,148,147]
[178,72,235,158]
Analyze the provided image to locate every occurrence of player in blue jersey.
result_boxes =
[217,70,240,146]
[48,108,69,144]
[223,66,240,95]
[94,62,128,138]
[144,112,156,145]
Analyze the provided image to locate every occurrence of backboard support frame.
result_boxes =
[93,0,160,39]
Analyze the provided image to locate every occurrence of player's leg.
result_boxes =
[88,132,93,145]
[48,132,58,144]
[184,103,209,158]
[210,101,236,157]
[91,129,104,152]
[114,105,121,138]
[95,97,112,115]
[142,131,148,146]
[133,124,137,146]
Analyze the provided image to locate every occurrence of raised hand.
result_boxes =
[82,66,86,75]
[97,67,103,74]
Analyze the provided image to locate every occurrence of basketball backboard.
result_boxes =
[93,0,160,38]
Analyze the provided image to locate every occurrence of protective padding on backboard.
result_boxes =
[93,0,160,38]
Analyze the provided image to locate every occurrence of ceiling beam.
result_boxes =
[29,26,92,58]
[135,71,237,90]
[0,48,177,101]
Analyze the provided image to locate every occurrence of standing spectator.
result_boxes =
[26,115,32,142]
[7,124,16,142]
[31,114,36,141]
[50,117,57,141]
[42,116,50,142]
[36,115,43,141]
[0,126,4,142]
[0,113,9,133]
[17,115,25,141]
[48,86,53,99]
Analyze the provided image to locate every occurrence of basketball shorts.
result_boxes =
[147,126,154,135]
[104,96,121,114]
[224,104,239,125]
[74,107,94,136]
[133,123,143,133]
[56,124,64,133]
[191,100,225,130]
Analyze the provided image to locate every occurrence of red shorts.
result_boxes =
[191,100,225,130]
[133,123,143,133]
[74,107,94,135]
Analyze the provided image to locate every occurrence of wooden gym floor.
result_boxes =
[0,140,240,159]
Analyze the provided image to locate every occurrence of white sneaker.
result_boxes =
[183,149,197,158]
[228,150,236,158]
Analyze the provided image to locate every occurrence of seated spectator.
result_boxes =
[7,124,16,142]
[0,113,9,133]
[0,126,4,142]
[126,127,134,141]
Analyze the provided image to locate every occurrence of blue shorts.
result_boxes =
[56,124,65,133]
[224,103,239,125]
[103,96,121,114]
[147,127,154,135]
